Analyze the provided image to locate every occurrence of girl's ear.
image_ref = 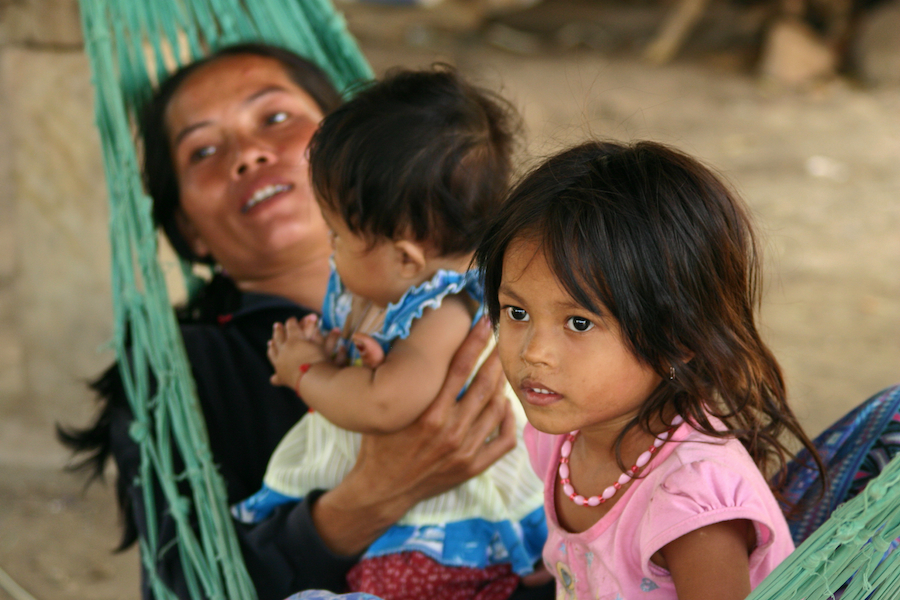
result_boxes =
[174,208,212,260]
[393,239,428,280]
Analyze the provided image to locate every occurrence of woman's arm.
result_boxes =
[95,315,515,597]
[658,519,753,600]
[310,316,516,555]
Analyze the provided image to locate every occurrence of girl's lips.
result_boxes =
[519,380,563,407]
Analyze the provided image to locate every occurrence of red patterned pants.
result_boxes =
[347,551,520,600]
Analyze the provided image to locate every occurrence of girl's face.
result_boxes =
[496,237,662,438]
[165,54,331,282]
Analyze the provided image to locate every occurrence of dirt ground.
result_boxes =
[2,1,899,598]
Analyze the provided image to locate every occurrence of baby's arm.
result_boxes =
[297,296,473,434]
[657,520,753,600]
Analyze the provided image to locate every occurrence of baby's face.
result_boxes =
[496,236,662,437]
[318,207,405,307]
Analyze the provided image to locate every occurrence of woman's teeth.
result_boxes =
[243,184,291,212]
[531,388,553,394]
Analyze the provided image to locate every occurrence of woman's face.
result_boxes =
[165,53,331,281]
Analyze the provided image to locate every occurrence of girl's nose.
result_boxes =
[520,328,553,367]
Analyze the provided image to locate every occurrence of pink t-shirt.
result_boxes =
[524,419,794,600]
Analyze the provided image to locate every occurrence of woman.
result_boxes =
[60,43,546,600]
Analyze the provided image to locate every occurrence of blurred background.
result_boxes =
[0,0,898,597]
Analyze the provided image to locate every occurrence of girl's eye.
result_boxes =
[266,111,289,125]
[566,316,594,332]
[505,306,529,322]
[190,145,216,163]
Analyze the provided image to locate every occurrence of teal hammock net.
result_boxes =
[79,0,900,598]
[79,0,370,598]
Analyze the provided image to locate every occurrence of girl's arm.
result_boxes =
[658,519,753,600]
[298,296,473,433]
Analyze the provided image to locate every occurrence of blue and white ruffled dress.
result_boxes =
[233,268,546,575]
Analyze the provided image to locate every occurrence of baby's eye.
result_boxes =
[266,111,289,125]
[190,145,216,163]
[505,306,529,322]
[566,316,594,332]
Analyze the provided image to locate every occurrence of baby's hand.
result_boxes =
[351,333,385,369]
[297,313,324,343]
[322,327,348,367]
[268,317,328,390]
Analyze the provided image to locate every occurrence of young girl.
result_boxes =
[232,68,547,600]
[475,140,823,600]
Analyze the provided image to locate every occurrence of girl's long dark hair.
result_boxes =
[476,140,824,500]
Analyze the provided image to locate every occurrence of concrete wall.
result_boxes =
[0,0,113,461]
[0,0,897,464]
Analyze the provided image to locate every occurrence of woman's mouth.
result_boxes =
[242,183,293,213]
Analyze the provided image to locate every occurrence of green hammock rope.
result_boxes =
[78,1,371,598]
[80,0,900,598]
[748,465,900,600]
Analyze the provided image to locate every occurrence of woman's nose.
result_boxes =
[232,139,277,178]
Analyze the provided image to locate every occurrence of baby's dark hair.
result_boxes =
[308,65,519,256]
[476,140,823,492]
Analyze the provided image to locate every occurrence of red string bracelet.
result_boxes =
[296,363,312,399]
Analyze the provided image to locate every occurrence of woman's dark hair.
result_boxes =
[476,140,824,499]
[308,65,519,256]
[139,42,343,264]
[58,46,342,551]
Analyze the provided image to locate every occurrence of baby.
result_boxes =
[234,67,546,600]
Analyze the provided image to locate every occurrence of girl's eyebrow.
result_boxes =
[556,298,585,310]
[499,283,591,312]
[497,284,524,303]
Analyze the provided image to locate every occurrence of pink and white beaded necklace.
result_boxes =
[559,415,684,507]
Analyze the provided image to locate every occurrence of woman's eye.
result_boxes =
[505,306,529,322]
[189,145,216,163]
[566,316,594,332]
[266,111,289,125]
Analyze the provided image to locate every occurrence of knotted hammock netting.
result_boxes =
[79,0,900,598]
[80,0,370,598]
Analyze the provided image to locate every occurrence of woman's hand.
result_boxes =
[310,316,517,556]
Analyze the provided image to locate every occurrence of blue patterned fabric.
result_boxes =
[230,485,297,524]
[780,384,900,545]
[233,268,486,523]
[319,266,485,360]
[364,506,546,573]
[285,591,382,600]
